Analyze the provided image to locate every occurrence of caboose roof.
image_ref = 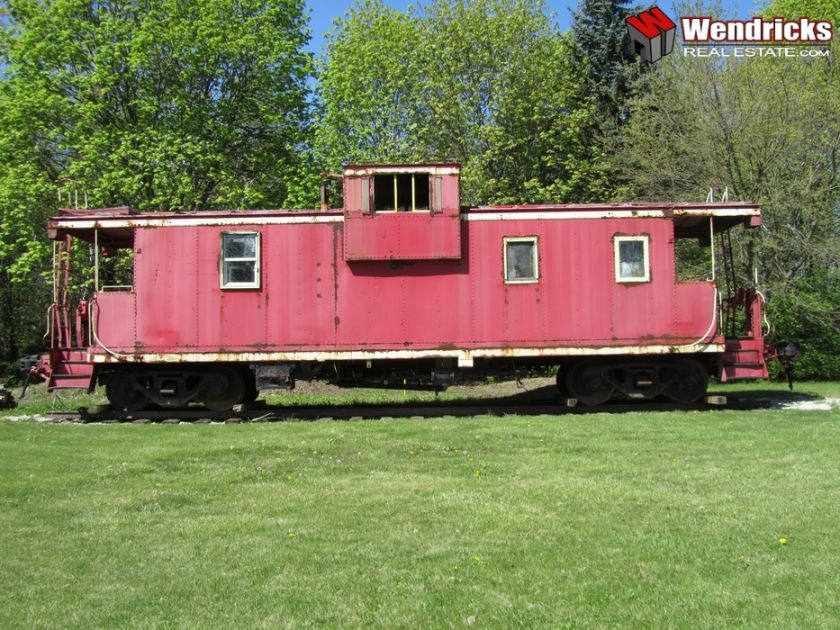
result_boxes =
[47,201,759,243]
[342,163,461,176]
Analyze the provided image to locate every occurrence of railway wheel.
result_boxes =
[566,363,614,406]
[201,368,244,411]
[664,359,708,403]
[106,372,148,412]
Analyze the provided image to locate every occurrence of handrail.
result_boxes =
[756,289,771,336]
[43,303,55,344]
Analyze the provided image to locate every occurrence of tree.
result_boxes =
[0,0,314,375]
[419,0,608,204]
[316,0,609,204]
[2,0,313,212]
[315,0,426,167]
[570,0,643,127]
[460,31,610,204]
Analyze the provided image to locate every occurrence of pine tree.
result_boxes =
[570,0,642,126]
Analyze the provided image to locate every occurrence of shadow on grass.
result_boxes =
[497,383,824,406]
[715,388,815,401]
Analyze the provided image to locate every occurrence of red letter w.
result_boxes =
[625,6,677,63]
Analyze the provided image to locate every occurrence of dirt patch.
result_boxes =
[292,376,558,401]
[448,376,556,399]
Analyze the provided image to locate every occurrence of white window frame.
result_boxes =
[614,235,650,283]
[503,236,539,284]
[220,231,261,289]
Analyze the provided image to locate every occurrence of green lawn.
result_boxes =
[1,384,839,627]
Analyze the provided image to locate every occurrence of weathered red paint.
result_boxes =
[86,214,715,352]
[343,213,462,260]
[342,163,462,260]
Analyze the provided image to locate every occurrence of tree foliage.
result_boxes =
[316,0,609,205]
[316,0,425,167]
[2,0,313,212]
[768,270,840,380]
[570,0,643,127]
[0,0,313,373]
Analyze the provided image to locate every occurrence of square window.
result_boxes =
[614,235,650,282]
[373,173,430,212]
[221,232,260,289]
[504,237,539,283]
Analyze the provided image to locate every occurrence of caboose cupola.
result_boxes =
[342,163,462,261]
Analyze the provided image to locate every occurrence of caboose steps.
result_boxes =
[47,349,94,390]
[720,338,769,381]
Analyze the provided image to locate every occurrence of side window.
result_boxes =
[504,237,539,284]
[220,232,260,289]
[614,235,650,283]
[373,173,430,212]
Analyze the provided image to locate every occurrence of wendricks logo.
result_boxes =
[626,7,677,63]
[681,17,833,44]
[626,7,834,62]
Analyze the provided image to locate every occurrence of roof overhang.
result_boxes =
[46,208,345,242]
[47,201,760,242]
[468,201,761,234]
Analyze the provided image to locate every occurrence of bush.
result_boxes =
[767,270,840,380]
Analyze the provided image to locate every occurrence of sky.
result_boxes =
[304,0,766,53]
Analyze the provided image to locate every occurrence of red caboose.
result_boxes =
[44,163,771,409]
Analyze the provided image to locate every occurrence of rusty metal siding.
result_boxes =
[134,227,200,349]
[92,210,721,360]
[89,343,728,365]
[197,227,266,349]
[262,222,337,347]
[610,220,675,341]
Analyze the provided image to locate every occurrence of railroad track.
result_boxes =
[41,394,772,424]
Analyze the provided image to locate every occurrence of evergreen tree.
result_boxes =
[570,0,643,126]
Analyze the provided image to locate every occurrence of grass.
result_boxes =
[2,384,839,627]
